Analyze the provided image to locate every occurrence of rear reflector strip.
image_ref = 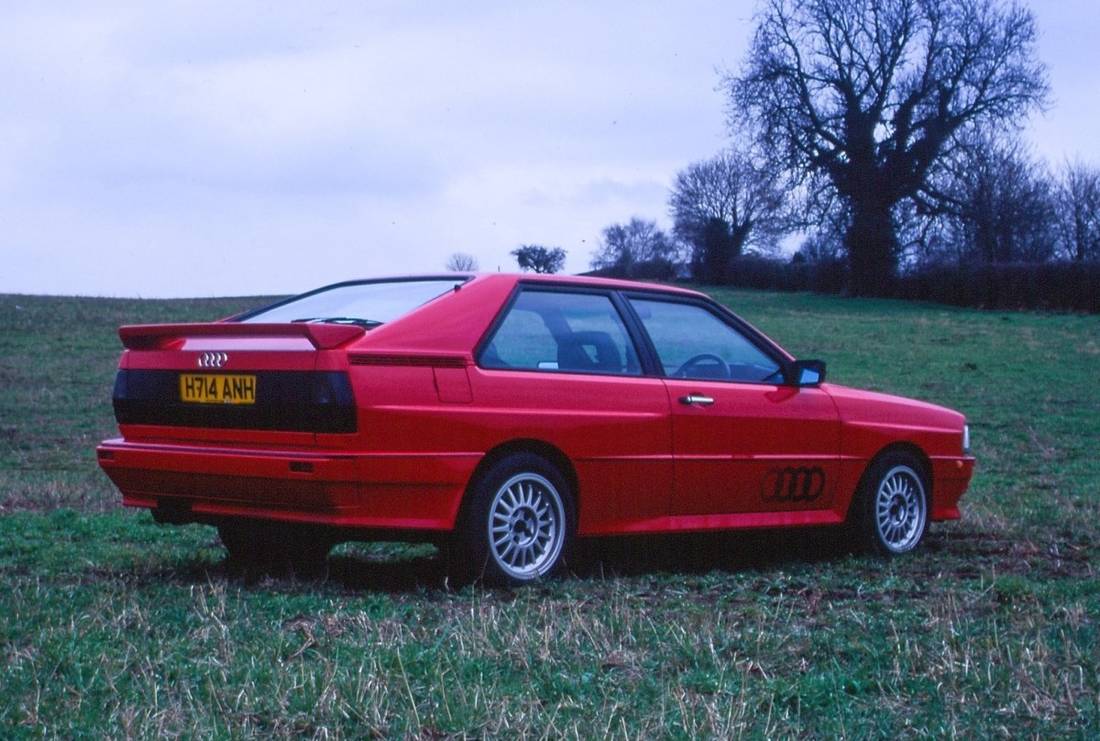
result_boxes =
[112,370,356,433]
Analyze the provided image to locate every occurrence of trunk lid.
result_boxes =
[112,322,363,446]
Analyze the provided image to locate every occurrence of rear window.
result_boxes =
[239,279,462,325]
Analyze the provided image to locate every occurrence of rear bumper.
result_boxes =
[929,455,976,521]
[96,438,479,531]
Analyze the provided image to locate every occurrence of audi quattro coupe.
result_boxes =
[97,274,975,584]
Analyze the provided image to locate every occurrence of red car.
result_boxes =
[97,274,974,584]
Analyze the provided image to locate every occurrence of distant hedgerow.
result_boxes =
[688,258,1100,313]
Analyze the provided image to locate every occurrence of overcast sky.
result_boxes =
[2,1,1098,297]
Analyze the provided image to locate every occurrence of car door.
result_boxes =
[625,295,840,516]
[473,287,673,534]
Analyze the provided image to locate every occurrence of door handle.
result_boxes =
[679,394,715,406]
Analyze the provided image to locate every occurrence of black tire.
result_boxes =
[217,521,334,567]
[851,451,930,556]
[450,452,575,587]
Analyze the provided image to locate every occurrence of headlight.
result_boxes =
[962,424,970,454]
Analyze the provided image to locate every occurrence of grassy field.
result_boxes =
[1,288,1098,737]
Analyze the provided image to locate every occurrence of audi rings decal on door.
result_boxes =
[761,466,825,502]
[197,352,228,368]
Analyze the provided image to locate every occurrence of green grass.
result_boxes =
[1,288,1098,737]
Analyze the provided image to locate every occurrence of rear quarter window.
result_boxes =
[481,290,641,376]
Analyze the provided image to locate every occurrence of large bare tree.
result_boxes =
[729,0,1048,293]
[669,150,786,283]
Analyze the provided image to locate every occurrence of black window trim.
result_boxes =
[619,290,793,386]
[473,283,661,378]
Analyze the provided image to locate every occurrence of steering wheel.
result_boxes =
[672,353,729,379]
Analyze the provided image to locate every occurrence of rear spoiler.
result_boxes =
[118,323,365,350]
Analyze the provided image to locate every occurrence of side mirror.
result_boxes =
[787,359,826,387]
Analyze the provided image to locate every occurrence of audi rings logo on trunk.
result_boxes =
[197,351,228,368]
[761,466,825,502]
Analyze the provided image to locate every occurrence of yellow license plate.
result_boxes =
[179,374,257,404]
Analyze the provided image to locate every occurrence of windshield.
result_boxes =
[239,279,462,325]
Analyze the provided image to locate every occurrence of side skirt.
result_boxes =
[580,509,845,537]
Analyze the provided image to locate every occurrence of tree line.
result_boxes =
[590,139,1098,285]
[601,0,1097,304]
[456,0,1099,310]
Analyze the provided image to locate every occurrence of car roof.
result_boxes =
[340,273,711,356]
[455,272,708,298]
[317,273,706,298]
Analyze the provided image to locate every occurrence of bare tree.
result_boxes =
[511,245,566,274]
[930,134,1056,264]
[793,231,845,263]
[1056,160,1100,262]
[590,218,680,278]
[668,150,786,282]
[729,0,1048,293]
[445,252,479,272]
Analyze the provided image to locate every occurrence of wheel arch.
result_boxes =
[460,438,579,522]
[845,441,933,522]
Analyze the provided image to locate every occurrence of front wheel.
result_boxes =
[452,453,574,586]
[852,453,929,556]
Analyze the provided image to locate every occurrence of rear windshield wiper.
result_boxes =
[291,317,383,328]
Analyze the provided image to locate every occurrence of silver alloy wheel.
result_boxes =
[874,464,927,553]
[487,472,565,580]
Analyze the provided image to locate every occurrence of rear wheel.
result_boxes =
[452,453,574,586]
[852,452,929,556]
[218,521,334,567]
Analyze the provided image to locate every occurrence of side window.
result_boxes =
[630,298,782,383]
[481,291,641,376]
